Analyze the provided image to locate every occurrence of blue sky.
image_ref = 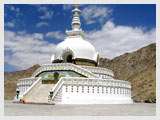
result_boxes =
[4,4,156,72]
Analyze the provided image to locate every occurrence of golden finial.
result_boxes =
[75,4,78,9]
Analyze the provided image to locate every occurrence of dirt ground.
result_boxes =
[4,100,156,116]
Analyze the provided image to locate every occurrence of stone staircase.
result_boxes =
[25,84,54,103]
[53,86,62,103]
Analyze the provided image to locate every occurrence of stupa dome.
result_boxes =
[51,36,98,63]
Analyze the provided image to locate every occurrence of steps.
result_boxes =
[53,86,62,103]
[25,84,54,103]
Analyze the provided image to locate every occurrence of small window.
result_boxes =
[102,87,104,93]
[82,86,84,93]
[106,87,108,94]
[71,86,73,92]
[77,86,79,93]
[97,87,99,93]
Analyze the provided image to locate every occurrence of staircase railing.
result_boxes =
[23,77,42,100]
[50,77,65,103]
[79,65,114,77]
[71,63,99,78]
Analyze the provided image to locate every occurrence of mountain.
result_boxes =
[99,43,156,102]
[4,64,41,100]
[4,43,156,102]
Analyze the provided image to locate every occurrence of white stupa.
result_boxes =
[14,5,133,104]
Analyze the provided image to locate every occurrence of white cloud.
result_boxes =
[32,33,43,40]
[63,4,74,10]
[17,30,27,35]
[36,22,49,27]
[39,11,53,19]
[4,30,57,70]
[9,5,23,17]
[5,22,15,28]
[34,5,53,19]
[10,6,19,12]
[37,6,48,12]
[46,31,65,40]
[81,5,112,24]
[4,13,7,17]
[86,20,156,59]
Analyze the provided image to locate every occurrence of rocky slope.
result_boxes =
[4,64,40,100]
[128,67,156,102]
[4,43,156,102]
[99,43,156,102]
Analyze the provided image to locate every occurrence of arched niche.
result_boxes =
[62,48,74,63]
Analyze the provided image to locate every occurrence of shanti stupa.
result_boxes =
[14,5,133,104]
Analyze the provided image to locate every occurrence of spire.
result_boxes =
[66,4,85,38]
[71,5,81,30]
[75,4,78,8]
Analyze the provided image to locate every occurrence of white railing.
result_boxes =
[79,65,114,77]
[50,77,66,102]
[23,77,42,99]
[17,77,39,94]
[50,77,131,103]
[61,78,131,88]
[31,63,99,78]
[17,77,38,86]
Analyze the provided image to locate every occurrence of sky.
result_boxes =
[4,4,156,72]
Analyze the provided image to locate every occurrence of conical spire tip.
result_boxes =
[75,4,78,9]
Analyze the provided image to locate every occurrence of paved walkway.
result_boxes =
[4,100,156,116]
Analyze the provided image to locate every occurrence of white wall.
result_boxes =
[61,85,132,104]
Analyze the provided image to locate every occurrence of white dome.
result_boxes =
[51,36,98,63]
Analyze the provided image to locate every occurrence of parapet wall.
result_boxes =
[52,77,132,104]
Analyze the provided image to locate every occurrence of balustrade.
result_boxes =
[32,63,99,79]
[17,77,40,94]
[80,65,114,77]
[50,77,131,103]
